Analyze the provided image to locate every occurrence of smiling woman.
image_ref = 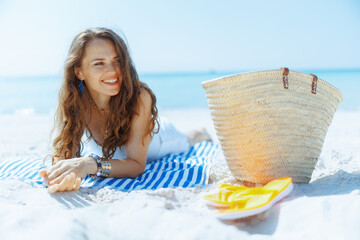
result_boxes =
[38,28,212,193]
[75,38,122,102]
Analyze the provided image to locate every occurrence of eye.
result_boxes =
[114,59,120,64]
[94,62,104,66]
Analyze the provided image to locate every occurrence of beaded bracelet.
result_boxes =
[88,153,112,179]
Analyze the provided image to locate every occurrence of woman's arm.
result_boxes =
[97,88,153,179]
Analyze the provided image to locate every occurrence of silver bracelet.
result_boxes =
[88,153,112,179]
[100,159,111,177]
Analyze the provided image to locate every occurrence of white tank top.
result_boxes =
[80,117,189,162]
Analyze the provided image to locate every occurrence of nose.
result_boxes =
[107,62,117,73]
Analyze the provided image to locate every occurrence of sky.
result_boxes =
[0,0,359,76]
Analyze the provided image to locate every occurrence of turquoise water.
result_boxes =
[0,69,359,114]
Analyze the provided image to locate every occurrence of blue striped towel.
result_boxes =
[0,141,218,191]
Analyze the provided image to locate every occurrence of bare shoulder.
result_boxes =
[130,88,153,128]
[138,88,152,113]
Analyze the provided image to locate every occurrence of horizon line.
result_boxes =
[1,67,360,78]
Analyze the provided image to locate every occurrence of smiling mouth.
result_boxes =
[102,78,119,84]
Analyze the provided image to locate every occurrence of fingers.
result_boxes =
[49,167,77,185]
[47,168,64,182]
[48,184,59,194]
[65,173,76,191]
[38,169,46,177]
[48,173,81,194]
[43,176,50,186]
[39,169,50,186]
[74,177,82,191]
[58,174,72,192]
[46,160,67,181]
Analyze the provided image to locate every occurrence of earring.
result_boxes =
[79,80,84,96]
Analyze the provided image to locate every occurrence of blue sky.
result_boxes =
[0,0,359,76]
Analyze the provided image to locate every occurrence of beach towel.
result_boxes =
[0,141,218,191]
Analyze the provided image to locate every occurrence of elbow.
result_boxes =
[129,162,146,179]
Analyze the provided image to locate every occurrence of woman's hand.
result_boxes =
[38,156,97,193]
[39,171,81,193]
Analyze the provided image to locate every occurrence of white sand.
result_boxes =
[0,109,359,240]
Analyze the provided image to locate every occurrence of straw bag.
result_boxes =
[202,68,343,184]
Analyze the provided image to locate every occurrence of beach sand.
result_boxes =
[0,109,359,240]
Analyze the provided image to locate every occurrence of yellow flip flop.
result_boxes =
[203,183,250,207]
[204,177,293,219]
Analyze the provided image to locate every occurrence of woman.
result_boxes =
[39,27,210,193]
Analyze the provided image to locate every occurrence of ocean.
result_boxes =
[0,69,359,115]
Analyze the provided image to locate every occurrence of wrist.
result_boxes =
[84,156,98,175]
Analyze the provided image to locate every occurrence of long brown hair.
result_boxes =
[51,27,159,164]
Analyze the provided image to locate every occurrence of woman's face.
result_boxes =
[75,38,121,103]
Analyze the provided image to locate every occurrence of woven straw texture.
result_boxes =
[202,69,343,184]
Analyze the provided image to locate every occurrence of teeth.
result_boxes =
[103,79,117,83]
